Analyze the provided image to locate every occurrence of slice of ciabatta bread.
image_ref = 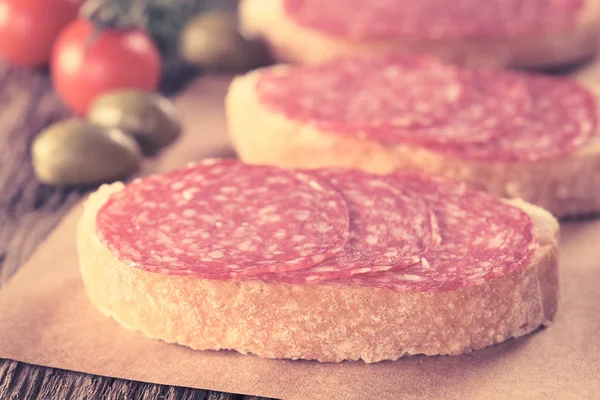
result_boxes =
[226,68,600,218]
[78,183,558,363]
[239,0,600,68]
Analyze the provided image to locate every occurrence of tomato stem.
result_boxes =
[84,26,101,53]
[81,0,148,30]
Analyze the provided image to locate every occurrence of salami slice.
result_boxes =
[350,173,538,292]
[404,69,533,146]
[256,55,596,162]
[256,56,466,134]
[96,160,350,278]
[436,73,597,161]
[267,169,439,283]
[284,0,583,40]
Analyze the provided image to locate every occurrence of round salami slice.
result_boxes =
[96,160,350,278]
[436,73,597,161]
[266,169,440,283]
[349,173,538,292]
[371,68,533,146]
[256,56,477,139]
[256,55,596,161]
[284,0,583,40]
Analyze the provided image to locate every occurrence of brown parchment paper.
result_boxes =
[1,75,600,400]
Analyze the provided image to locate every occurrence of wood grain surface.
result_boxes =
[0,64,271,399]
[0,359,265,400]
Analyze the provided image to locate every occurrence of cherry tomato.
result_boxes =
[0,0,81,67]
[51,18,161,114]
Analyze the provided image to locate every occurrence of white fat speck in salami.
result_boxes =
[266,169,439,283]
[96,160,350,278]
[257,55,596,162]
[349,173,538,292]
[283,0,583,40]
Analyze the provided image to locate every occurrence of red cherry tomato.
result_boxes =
[0,0,80,67]
[51,18,161,114]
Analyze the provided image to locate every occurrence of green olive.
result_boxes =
[88,90,182,156]
[32,119,142,186]
[179,11,269,71]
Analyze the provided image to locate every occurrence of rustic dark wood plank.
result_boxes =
[0,359,273,400]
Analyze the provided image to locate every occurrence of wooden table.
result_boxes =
[0,65,272,400]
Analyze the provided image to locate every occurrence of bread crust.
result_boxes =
[226,69,600,218]
[239,0,600,68]
[78,183,559,363]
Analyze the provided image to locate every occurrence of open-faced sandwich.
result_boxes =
[78,160,558,363]
[227,55,600,218]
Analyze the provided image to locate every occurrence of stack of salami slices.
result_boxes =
[227,54,600,218]
[240,0,600,68]
[78,160,559,363]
